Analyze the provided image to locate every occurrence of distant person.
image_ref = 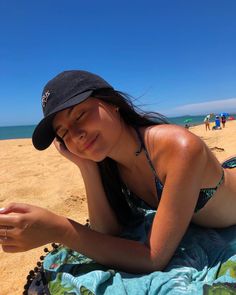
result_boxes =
[1,70,236,282]
[214,116,221,130]
[204,115,210,131]
[221,115,226,128]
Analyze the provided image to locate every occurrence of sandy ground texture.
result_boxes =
[0,120,235,295]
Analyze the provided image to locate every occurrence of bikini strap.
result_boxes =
[215,169,224,189]
[134,127,159,180]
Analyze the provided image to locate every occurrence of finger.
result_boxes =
[0,236,15,246]
[53,138,63,150]
[53,138,60,147]
[0,207,6,213]
[0,225,14,232]
[1,245,19,253]
[54,138,68,152]
[0,207,6,214]
[0,223,29,240]
[0,227,15,237]
[0,203,30,214]
[0,214,23,227]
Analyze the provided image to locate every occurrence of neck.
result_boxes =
[108,125,143,171]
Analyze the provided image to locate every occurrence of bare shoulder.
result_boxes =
[141,124,206,175]
[143,124,205,154]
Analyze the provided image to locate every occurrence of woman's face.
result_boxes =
[52,98,123,161]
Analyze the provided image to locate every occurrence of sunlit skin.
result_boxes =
[53,98,134,163]
[0,97,236,273]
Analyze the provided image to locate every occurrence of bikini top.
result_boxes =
[135,128,225,213]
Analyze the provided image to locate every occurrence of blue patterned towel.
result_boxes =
[40,210,236,294]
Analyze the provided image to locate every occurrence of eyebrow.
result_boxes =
[54,106,76,134]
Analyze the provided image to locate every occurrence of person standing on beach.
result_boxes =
[0,70,236,275]
[204,115,211,131]
[221,115,226,128]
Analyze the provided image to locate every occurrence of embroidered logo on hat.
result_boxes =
[42,91,50,108]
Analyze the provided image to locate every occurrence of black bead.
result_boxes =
[51,243,59,249]
[34,267,39,272]
[37,261,42,267]
[29,270,35,276]
[44,247,49,252]
[40,255,45,260]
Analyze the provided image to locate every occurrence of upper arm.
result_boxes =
[147,128,207,269]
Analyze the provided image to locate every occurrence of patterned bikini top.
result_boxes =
[135,128,225,213]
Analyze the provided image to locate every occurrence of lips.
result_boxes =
[84,134,98,150]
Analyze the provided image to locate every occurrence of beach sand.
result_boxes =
[0,120,235,294]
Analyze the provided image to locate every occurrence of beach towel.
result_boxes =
[26,210,236,295]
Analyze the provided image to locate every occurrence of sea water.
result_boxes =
[0,115,212,140]
[0,125,36,140]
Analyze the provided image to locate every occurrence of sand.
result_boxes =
[0,120,235,295]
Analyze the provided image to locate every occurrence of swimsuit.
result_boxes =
[135,129,236,213]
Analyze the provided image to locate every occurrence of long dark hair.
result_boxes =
[92,89,169,225]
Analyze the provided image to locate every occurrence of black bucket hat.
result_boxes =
[32,70,113,150]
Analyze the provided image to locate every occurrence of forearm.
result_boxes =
[79,163,122,235]
[56,216,159,274]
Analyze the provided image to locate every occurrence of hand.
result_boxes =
[53,138,95,169]
[0,203,64,253]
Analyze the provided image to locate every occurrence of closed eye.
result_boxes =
[76,112,85,121]
[61,130,68,139]
[56,128,68,139]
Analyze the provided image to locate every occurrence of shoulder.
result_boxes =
[143,124,204,153]
[141,125,206,173]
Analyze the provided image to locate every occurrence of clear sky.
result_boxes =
[1,0,236,126]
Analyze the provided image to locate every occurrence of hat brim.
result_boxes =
[32,90,93,150]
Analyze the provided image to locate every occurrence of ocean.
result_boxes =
[0,115,207,141]
[0,125,36,140]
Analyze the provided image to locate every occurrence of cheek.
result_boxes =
[62,137,82,155]
[99,108,122,132]
[67,143,106,162]
[64,141,78,155]
[99,120,123,155]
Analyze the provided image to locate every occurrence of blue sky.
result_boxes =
[0,0,236,126]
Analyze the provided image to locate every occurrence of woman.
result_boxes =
[221,115,226,128]
[0,70,236,273]
[203,115,211,131]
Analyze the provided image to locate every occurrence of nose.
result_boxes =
[69,125,86,143]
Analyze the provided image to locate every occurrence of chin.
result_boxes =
[80,150,107,162]
[92,154,107,162]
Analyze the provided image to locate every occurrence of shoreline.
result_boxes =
[0,121,225,142]
[0,115,223,141]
